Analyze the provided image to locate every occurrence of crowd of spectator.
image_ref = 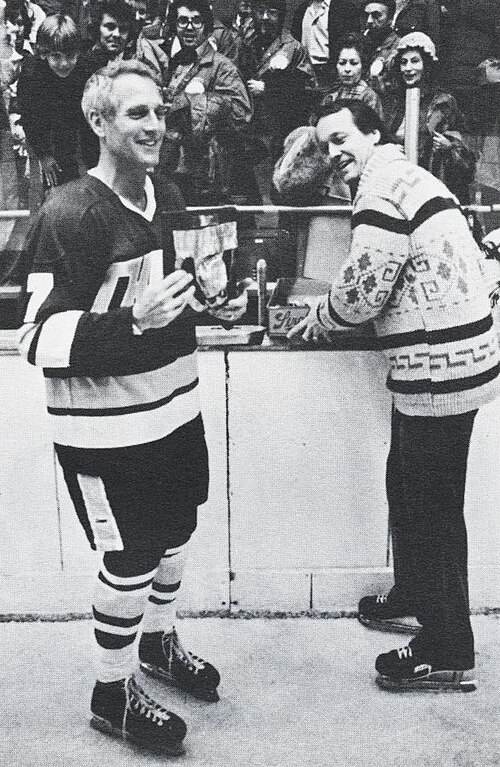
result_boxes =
[0,0,499,214]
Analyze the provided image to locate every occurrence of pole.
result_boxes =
[404,87,420,165]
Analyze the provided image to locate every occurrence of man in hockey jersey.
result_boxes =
[18,59,247,755]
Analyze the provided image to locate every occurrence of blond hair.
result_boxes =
[81,59,162,124]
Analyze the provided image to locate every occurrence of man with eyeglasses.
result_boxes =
[361,0,400,99]
[159,0,252,204]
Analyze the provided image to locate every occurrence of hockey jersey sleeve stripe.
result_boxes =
[30,311,84,368]
[17,323,42,365]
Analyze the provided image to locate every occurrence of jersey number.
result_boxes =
[24,273,54,324]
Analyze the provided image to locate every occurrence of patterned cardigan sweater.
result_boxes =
[317,143,500,417]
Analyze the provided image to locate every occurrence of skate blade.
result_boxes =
[140,662,220,702]
[376,669,477,693]
[358,615,420,634]
[90,714,186,755]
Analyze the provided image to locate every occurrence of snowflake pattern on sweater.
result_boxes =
[318,144,500,416]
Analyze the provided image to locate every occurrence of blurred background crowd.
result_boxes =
[0,0,499,274]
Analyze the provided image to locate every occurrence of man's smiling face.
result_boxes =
[101,73,166,169]
[316,107,380,183]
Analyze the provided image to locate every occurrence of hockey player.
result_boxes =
[17,59,247,754]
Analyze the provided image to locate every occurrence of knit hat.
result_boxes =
[396,32,437,62]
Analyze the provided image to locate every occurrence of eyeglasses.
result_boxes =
[254,7,280,17]
[177,15,204,28]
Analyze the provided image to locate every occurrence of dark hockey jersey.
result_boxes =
[18,174,208,502]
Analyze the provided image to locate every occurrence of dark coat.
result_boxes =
[17,55,89,180]
[393,0,442,54]
[439,0,500,91]
[384,85,476,203]
[290,0,360,65]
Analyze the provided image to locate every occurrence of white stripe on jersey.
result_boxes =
[77,475,124,552]
[49,383,201,448]
[45,351,198,412]
[34,311,85,368]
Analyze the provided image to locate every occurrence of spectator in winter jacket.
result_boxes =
[361,0,400,100]
[159,0,253,205]
[247,0,316,163]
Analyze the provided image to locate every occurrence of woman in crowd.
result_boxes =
[80,0,167,80]
[321,33,383,120]
[385,31,476,203]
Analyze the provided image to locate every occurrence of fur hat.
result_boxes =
[396,32,437,61]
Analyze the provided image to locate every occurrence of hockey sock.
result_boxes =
[141,543,189,635]
[93,558,158,683]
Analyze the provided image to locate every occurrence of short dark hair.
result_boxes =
[168,0,214,34]
[253,0,287,20]
[336,32,369,73]
[362,0,396,20]
[4,0,32,36]
[316,99,391,144]
[89,0,136,43]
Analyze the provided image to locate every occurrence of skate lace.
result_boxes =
[376,595,388,604]
[396,646,413,660]
[127,677,172,726]
[163,629,206,675]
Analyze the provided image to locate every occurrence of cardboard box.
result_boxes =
[267,277,331,337]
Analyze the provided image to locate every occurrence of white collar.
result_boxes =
[88,169,156,222]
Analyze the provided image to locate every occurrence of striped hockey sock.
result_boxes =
[93,560,158,683]
[141,543,188,635]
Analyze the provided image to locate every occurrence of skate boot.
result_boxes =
[90,674,187,754]
[358,592,420,634]
[375,643,477,692]
[139,627,220,702]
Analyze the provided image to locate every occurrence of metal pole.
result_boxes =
[404,87,420,165]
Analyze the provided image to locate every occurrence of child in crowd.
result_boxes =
[17,13,89,192]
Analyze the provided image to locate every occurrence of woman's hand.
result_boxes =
[432,131,452,152]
